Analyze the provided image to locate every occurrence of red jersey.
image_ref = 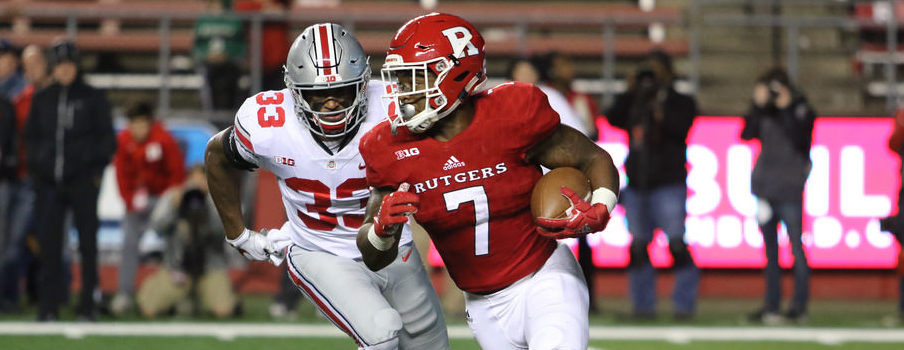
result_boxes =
[360,82,559,293]
[113,121,186,212]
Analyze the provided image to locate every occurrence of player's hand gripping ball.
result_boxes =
[531,167,610,238]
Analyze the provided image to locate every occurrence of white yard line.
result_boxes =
[0,323,903,343]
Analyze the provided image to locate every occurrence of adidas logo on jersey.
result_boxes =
[442,156,466,170]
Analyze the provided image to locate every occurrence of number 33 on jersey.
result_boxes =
[233,84,412,259]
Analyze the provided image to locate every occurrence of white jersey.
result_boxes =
[232,81,412,259]
[538,84,591,137]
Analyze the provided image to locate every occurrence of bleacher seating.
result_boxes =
[0,0,688,109]
[851,1,904,99]
[0,0,686,57]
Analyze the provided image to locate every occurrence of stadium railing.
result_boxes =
[0,0,688,114]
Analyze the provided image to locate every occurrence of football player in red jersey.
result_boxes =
[357,13,620,350]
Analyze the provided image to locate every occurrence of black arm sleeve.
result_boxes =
[0,98,16,179]
[94,90,117,172]
[740,103,761,141]
[785,98,815,155]
[661,94,697,139]
[604,92,635,130]
[222,126,258,171]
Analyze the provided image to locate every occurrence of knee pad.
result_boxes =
[357,308,402,349]
[628,241,650,269]
[668,238,695,269]
[528,322,584,350]
[400,303,442,338]
[362,337,399,350]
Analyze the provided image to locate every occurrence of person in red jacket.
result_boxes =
[111,101,185,315]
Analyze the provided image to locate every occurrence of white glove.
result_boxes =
[226,228,281,261]
[265,227,293,266]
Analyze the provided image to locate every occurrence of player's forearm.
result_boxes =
[580,149,619,195]
[357,223,399,271]
[205,132,247,240]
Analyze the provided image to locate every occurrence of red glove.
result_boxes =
[536,186,611,239]
[374,184,419,237]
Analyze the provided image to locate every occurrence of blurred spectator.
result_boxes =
[0,39,23,252]
[0,39,25,100]
[136,166,237,318]
[25,40,116,321]
[507,57,540,84]
[506,57,590,136]
[111,101,186,316]
[878,107,904,321]
[18,45,53,110]
[536,51,601,140]
[0,44,50,314]
[0,92,26,314]
[0,96,15,247]
[234,0,291,91]
[15,45,53,141]
[741,67,815,325]
[532,52,602,313]
[0,96,14,182]
[606,50,699,320]
[193,6,246,111]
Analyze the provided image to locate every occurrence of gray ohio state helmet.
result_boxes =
[284,23,370,138]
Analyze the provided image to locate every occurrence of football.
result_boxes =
[531,167,592,220]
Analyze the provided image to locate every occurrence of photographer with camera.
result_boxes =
[135,165,237,318]
[606,50,699,320]
[742,67,815,325]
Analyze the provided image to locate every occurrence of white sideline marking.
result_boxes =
[0,323,903,343]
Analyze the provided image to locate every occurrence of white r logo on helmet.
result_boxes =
[441,26,478,59]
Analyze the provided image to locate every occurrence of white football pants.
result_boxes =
[287,243,449,350]
[464,243,589,350]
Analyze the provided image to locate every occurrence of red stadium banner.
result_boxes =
[426,116,901,269]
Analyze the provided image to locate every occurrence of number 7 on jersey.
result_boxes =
[443,186,489,256]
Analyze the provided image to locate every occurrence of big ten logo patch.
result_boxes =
[316,75,338,83]
[395,147,420,160]
[275,156,295,166]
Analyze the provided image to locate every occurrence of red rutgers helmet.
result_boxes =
[381,13,487,134]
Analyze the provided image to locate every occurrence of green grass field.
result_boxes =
[3,336,904,350]
[5,294,899,327]
[2,295,902,349]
